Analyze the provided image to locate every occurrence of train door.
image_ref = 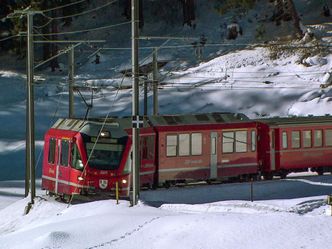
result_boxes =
[270,130,276,171]
[210,132,218,178]
[55,138,71,194]
[140,135,156,187]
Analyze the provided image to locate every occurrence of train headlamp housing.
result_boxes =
[122,179,127,184]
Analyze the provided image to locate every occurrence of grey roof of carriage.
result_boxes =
[147,113,249,126]
[256,115,332,126]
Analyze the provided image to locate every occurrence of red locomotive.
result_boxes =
[41,113,332,199]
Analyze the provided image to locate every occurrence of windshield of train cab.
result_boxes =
[85,137,127,170]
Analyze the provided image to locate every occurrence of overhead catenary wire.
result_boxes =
[35,0,118,29]
[33,18,53,29]
[37,79,327,89]
[31,21,131,36]
[158,85,324,90]
[44,0,118,20]
[0,34,20,42]
[41,0,86,13]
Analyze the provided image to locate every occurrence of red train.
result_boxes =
[41,113,332,199]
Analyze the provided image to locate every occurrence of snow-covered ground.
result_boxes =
[1,174,332,249]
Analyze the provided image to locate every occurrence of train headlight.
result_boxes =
[100,131,110,137]
[122,179,127,184]
[78,176,84,181]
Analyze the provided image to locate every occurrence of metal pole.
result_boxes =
[116,181,119,205]
[250,177,254,202]
[152,48,158,115]
[143,79,147,116]
[131,0,140,206]
[68,47,75,118]
[27,13,35,204]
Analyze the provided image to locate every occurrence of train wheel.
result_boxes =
[46,191,55,197]
[263,173,273,181]
[279,172,287,179]
[250,174,259,181]
[152,183,158,190]
[316,169,324,176]
[163,181,171,189]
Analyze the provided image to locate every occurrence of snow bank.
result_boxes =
[0,195,331,249]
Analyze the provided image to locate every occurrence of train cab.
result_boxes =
[42,118,132,198]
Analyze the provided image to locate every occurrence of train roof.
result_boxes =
[148,113,249,126]
[256,115,332,126]
[51,118,133,138]
[52,112,250,131]
[51,113,249,136]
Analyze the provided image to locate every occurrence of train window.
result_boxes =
[48,138,56,164]
[191,133,202,155]
[251,130,256,152]
[291,131,300,148]
[303,131,312,148]
[222,132,234,153]
[282,132,288,149]
[166,135,177,157]
[71,144,83,171]
[60,139,70,166]
[314,130,322,147]
[179,134,190,156]
[235,131,247,152]
[325,130,332,146]
[86,143,124,170]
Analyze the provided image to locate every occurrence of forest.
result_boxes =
[0,0,328,70]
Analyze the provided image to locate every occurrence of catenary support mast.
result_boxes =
[152,48,158,115]
[68,47,75,118]
[131,0,140,206]
[26,12,36,204]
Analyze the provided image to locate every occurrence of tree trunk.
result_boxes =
[182,0,196,27]
[273,0,303,37]
[286,0,303,38]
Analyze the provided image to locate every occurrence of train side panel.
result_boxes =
[258,120,332,177]
[278,125,332,173]
[156,123,259,184]
[219,127,258,179]
[157,129,211,182]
